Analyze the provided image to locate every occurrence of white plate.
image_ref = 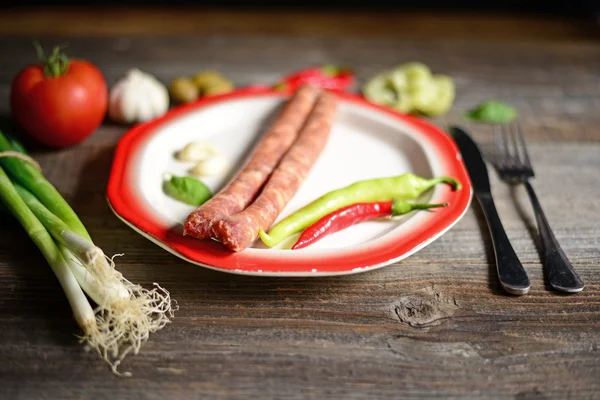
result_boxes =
[107,88,472,276]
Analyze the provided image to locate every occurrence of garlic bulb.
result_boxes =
[109,69,169,124]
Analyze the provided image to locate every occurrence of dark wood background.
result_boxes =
[0,9,599,400]
[2,1,599,16]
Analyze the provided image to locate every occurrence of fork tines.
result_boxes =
[493,123,534,182]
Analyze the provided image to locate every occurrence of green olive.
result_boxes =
[202,79,235,97]
[192,71,226,89]
[169,78,199,103]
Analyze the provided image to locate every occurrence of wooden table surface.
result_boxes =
[0,10,599,400]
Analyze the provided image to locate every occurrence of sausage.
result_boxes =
[183,84,321,239]
[214,90,338,252]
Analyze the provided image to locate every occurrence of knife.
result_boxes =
[450,126,530,295]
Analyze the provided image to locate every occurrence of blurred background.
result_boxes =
[1,0,599,15]
[0,0,598,39]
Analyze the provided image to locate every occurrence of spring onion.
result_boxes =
[0,131,176,376]
[0,166,96,333]
[14,184,129,303]
[0,135,88,239]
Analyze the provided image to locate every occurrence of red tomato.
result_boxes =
[10,57,108,149]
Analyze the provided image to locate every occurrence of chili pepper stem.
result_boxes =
[391,201,448,216]
[412,202,448,209]
[433,177,461,191]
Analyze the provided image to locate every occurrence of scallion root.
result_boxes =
[80,268,177,376]
[66,252,177,376]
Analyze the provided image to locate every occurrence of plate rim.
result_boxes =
[107,86,473,277]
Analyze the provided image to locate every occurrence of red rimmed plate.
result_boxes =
[107,87,472,276]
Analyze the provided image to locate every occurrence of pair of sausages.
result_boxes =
[183,85,338,251]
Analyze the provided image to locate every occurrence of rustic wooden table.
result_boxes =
[0,10,599,400]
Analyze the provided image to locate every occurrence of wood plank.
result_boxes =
[0,35,599,399]
[0,36,598,142]
[0,8,598,41]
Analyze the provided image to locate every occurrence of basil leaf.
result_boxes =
[464,100,518,124]
[163,175,212,206]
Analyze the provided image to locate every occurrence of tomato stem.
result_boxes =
[33,41,70,78]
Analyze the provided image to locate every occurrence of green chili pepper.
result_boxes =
[258,173,461,247]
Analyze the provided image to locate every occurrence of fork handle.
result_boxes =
[476,194,531,295]
[523,182,584,293]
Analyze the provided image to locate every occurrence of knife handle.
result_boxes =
[477,195,531,295]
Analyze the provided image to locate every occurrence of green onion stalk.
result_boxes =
[0,166,96,332]
[0,131,176,376]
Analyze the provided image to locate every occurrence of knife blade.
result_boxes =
[450,126,530,295]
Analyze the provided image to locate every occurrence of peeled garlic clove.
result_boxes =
[177,142,217,162]
[189,155,228,177]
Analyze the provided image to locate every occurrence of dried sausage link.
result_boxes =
[184,84,321,239]
[215,90,338,251]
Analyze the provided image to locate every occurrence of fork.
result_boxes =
[493,123,584,293]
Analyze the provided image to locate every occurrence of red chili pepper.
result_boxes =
[275,64,355,93]
[291,200,448,250]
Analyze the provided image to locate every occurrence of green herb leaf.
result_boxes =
[163,175,212,206]
[464,100,518,124]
